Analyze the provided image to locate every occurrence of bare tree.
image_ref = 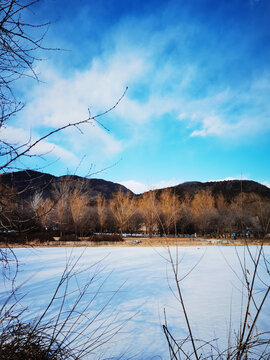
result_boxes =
[191,189,215,215]
[230,194,256,237]
[0,0,53,169]
[96,193,107,233]
[68,179,91,238]
[139,190,158,237]
[31,191,54,230]
[191,189,218,235]
[238,193,270,238]
[69,191,90,237]
[0,253,131,359]
[0,0,51,122]
[52,178,73,237]
[174,194,194,236]
[0,0,127,172]
[0,2,132,359]
[158,188,180,236]
[163,243,270,360]
[0,182,17,230]
[126,198,144,234]
[109,189,136,235]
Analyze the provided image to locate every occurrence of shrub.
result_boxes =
[90,234,123,242]
[0,323,72,360]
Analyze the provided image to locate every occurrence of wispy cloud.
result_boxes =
[178,78,270,138]
[19,12,270,151]
[17,58,134,164]
[15,45,183,168]
[7,0,270,182]
[0,126,78,162]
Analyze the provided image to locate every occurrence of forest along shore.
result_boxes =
[1,237,270,248]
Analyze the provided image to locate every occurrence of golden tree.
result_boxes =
[109,189,136,235]
[191,189,215,216]
[158,188,180,236]
[35,197,54,230]
[175,194,195,235]
[96,193,107,233]
[139,190,158,237]
[69,188,90,237]
[191,189,217,235]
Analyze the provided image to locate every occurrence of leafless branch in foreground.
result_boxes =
[163,242,270,360]
[0,251,132,359]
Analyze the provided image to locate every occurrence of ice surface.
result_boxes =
[0,246,269,359]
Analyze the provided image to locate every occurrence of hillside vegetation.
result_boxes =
[0,170,270,241]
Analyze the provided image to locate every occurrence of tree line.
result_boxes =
[1,177,270,239]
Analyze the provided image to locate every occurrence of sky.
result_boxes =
[2,0,270,193]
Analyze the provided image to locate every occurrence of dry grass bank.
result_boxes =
[1,237,270,248]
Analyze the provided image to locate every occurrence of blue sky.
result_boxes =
[3,0,270,193]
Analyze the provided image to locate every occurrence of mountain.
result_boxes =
[155,180,270,202]
[0,170,132,201]
[1,170,270,204]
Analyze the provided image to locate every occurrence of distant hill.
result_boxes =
[154,180,270,202]
[1,170,270,205]
[0,170,132,201]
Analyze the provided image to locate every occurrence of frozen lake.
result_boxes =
[1,245,269,359]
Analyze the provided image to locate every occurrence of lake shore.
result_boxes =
[1,236,269,248]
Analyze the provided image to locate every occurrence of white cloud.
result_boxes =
[177,79,270,138]
[17,58,134,163]
[190,116,230,137]
[13,46,185,169]
[119,179,181,194]
[25,53,150,128]
[119,180,148,194]
[0,125,78,162]
[10,23,270,176]
[262,181,270,188]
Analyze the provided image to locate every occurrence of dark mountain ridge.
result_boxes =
[1,170,270,203]
[163,180,270,202]
[0,170,132,200]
